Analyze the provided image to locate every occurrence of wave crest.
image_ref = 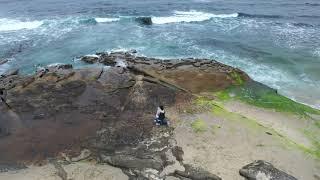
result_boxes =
[0,18,43,31]
[95,17,120,23]
[152,11,238,24]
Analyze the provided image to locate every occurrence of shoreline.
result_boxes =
[1,51,319,111]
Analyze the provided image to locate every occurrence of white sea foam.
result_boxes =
[313,47,320,57]
[84,54,100,58]
[110,48,131,53]
[115,58,127,68]
[0,18,43,31]
[95,18,120,23]
[152,11,238,24]
[0,63,10,75]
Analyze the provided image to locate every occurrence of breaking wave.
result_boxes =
[0,17,120,32]
[152,11,238,24]
[0,18,43,31]
[94,17,120,23]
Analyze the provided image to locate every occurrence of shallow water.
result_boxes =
[0,0,319,108]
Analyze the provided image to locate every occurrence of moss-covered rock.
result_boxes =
[215,81,320,117]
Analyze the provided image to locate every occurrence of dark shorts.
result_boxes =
[155,118,168,125]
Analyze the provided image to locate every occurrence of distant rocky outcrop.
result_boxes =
[0,51,251,179]
[135,17,153,25]
[240,160,298,180]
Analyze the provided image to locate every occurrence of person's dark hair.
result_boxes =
[159,105,164,110]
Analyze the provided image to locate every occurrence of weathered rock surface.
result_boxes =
[0,162,129,180]
[1,68,19,77]
[84,51,250,93]
[0,51,250,179]
[175,164,222,180]
[239,160,298,180]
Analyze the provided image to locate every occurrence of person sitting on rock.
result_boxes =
[155,105,168,126]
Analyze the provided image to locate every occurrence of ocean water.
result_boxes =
[0,0,319,109]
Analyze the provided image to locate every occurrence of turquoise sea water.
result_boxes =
[0,0,319,108]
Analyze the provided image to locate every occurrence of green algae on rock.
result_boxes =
[215,81,320,117]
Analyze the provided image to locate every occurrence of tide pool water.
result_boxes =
[0,0,319,109]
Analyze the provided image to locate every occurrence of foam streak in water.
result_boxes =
[0,18,43,31]
[95,18,120,23]
[152,11,238,24]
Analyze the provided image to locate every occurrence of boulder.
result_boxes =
[239,160,297,180]
[101,154,164,171]
[80,55,100,64]
[135,17,153,25]
[175,164,221,180]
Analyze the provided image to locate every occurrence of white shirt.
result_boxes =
[156,107,165,119]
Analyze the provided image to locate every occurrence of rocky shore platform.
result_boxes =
[0,52,308,179]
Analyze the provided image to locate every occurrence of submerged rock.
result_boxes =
[239,160,297,180]
[135,17,153,25]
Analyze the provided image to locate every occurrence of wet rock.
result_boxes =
[80,55,100,64]
[239,160,297,180]
[1,68,19,77]
[47,63,73,70]
[0,59,8,65]
[98,55,117,66]
[135,17,153,25]
[128,49,137,54]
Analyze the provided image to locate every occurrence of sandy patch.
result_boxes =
[172,106,320,180]
[224,100,318,148]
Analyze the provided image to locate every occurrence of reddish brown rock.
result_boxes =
[0,51,250,179]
